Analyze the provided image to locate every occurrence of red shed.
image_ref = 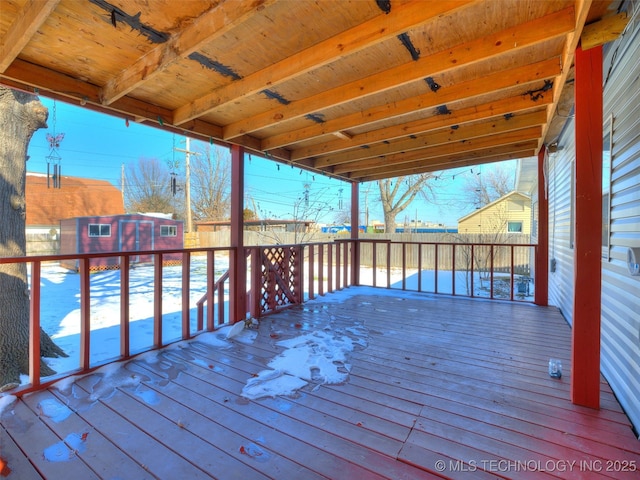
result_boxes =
[59,214,183,271]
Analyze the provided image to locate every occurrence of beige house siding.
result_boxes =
[457,192,531,235]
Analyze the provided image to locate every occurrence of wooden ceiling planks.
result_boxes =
[0,0,619,183]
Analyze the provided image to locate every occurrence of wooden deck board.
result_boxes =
[20,390,156,480]
[0,423,43,480]
[1,288,639,479]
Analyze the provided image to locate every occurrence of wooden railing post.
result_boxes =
[335,242,341,290]
[153,253,163,348]
[295,245,304,303]
[434,244,439,294]
[343,242,349,288]
[386,242,391,288]
[470,244,475,298]
[206,250,215,330]
[120,255,130,358]
[452,244,456,296]
[510,246,515,301]
[79,258,91,371]
[372,241,377,288]
[327,244,333,293]
[29,261,41,388]
[417,244,422,292]
[308,244,315,300]
[182,251,191,339]
[318,244,325,296]
[402,242,407,290]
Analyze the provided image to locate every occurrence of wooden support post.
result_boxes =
[535,145,549,306]
[351,182,360,286]
[230,144,247,323]
[572,45,603,409]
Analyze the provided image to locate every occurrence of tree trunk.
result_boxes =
[0,86,66,391]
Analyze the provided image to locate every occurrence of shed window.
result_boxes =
[88,224,111,237]
[161,225,177,237]
[507,221,523,233]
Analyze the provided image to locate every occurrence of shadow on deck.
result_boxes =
[2,287,639,479]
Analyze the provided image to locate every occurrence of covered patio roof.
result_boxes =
[0,0,621,182]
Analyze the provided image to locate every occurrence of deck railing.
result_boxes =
[249,241,353,318]
[355,239,537,301]
[1,239,536,395]
[0,247,233,394]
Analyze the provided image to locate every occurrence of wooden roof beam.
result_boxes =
[262,56,561,152]
[288,92,553,161]
[354,148,537,182]
[224,6,575,139]
[353,148,535,182]
[172,0,477,126]
[537,0,593,152]
[314,109,547,168]
[0,0,60,73]
[100,0,275,105]
[330,126,541,175]
[581,11,629,50]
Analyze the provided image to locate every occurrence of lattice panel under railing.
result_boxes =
[259,246,300,314]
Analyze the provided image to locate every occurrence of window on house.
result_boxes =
[88,223,111,237]
[602,116,612,260]
[161,225,177,237]
[507,221,523,233]
[532,201,538,238]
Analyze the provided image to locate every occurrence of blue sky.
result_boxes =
[27,95,516,226]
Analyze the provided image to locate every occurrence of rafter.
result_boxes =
[223,6,575,139]
[0,0,60,73]
[172,0,477,126]
[100,0,275,105]
[330,126,542,176]
[267,57,560,154]
[314,109,548,168]
[287,93,553,161]
[353,148,537,182]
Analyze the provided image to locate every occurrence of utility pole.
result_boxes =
[364,185,370,232]
[175,137,197,233]
[121,163,125,208]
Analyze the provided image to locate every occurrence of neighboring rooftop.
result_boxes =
[25,172,125,227]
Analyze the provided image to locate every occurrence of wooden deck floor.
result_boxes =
[2,287,639,479]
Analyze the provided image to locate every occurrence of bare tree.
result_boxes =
[124,157,175,215]
[463,164,515,209]
[190,144,230,221]
[0,86,66,390]
[378,173,436,233]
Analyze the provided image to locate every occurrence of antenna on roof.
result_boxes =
[46,100,64,189]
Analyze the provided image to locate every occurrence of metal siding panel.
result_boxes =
[547,123,576,323]
[601,10,640,435]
